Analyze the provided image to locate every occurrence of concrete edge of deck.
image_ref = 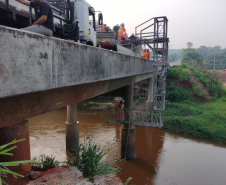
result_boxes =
[0,25,155,98]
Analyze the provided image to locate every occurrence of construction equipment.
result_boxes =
[0,0,103,45]
[106,17,169,128]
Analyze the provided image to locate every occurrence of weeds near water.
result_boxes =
[163,97,226,144]
[66,137,119,178]
[123,177,133,185]
[32,154,60,169]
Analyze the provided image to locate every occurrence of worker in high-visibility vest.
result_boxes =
[118,23,128,44]
[114,98,124,121]
[147,49,151,59]
[141,48,148,59]
[141,48,151,59]
[102,24,106,32]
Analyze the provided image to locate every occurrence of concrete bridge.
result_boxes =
[0,26,168,171]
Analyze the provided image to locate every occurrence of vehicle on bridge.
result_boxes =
[0,0,103,46]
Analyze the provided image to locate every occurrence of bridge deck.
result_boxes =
[0,26,159,99]
[0,26,167,128]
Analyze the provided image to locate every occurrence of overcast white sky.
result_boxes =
[90,0,226,49]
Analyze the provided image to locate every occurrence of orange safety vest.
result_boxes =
[102,24,106,32]
[143,52,148,59]
[147,51,151,59]
[118,27,126,36]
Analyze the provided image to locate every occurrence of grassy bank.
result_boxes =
[163,98,226,143]
[163,64,226,144]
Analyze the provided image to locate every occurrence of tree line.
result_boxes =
[169,45,226,70]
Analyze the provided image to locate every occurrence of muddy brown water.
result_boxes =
[29,108,226,185]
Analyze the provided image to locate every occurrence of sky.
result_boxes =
[89,0,226,49]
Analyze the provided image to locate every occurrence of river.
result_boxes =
[28,108,226,185]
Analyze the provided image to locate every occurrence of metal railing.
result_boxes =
[135,17,169,64]
[106,107,163,128]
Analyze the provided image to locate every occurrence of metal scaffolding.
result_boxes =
[106,17,169,128]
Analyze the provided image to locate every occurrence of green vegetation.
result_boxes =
[204,50,226,70]
[0,139,32,185]
[66,138,119,178]
[196,45,222,59]
[124,177,133,185]
[163,98,226,144]
[164,63,226,143]
[179,45,226,70]
[134,97,147,105]
[182,48,204,66]
[167,63,226,101]
[32,154,60,169]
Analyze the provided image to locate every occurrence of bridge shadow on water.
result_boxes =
[120,126,165,185]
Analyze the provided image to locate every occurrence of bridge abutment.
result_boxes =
[0,120,31,171]
[121,85,136,160]
[65,104,79,151]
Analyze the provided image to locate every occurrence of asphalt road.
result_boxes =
[172,58,182,66]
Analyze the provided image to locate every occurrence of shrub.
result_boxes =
[32,154,59,169]
[167,64,226,100]
[66,138,119,178]
[166,81,191,102]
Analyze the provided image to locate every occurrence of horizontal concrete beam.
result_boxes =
[0,26,154,99]
[0,73,153,128]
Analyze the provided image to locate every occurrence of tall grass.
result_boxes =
[66,138,119,178]
[165,63,226,143]
[163,97,226,143]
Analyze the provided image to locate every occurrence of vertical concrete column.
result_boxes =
[121,85,136,160]
[146,77,155,109]
[0,120,31,171]
[65,103,79,151]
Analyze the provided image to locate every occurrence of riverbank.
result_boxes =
[4,166,123,185]
[163,64,226,144]
[163,98,226,144]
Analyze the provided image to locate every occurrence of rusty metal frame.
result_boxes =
[135,17,169,65]
[106,108,163,128]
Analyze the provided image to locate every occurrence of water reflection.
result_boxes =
[28,108,226,185]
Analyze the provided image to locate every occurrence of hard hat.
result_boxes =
[114,97,123,102]
[121,23,125,26]
[147,49,149,51]
[119,100,124,104]
[131,33,134,35]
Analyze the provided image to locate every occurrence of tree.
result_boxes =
[187,42,193,48]
[204,50,226,70]
[196,45,210,59]
[182,49,204,65]
[182,49,204,70]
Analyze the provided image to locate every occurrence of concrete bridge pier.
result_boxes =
[65,104,79,151]
[121,85,136,160]
[146,77,155,109]
[0,120,31,171]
